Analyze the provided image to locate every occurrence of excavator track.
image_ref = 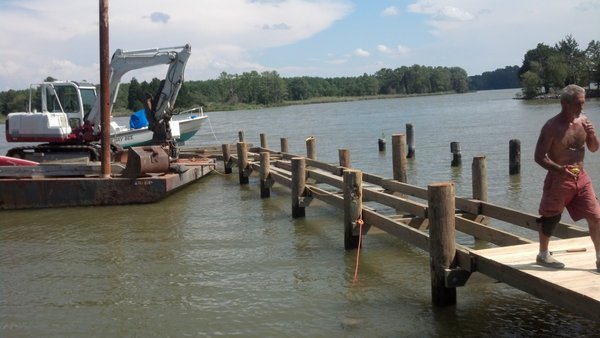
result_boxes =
[6,144,102,162]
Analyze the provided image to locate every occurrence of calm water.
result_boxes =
[2,89,600,337]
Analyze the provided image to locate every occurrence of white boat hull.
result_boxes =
[111,114,207,148]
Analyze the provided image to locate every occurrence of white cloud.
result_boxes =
[437,6,474,21]
[377,45,391,53]
[396,44,411,55]
[377,44,411,57]
[354,48,370,57]
[402,0,600,75]
[0,0,354,90]
[381,6,400,16]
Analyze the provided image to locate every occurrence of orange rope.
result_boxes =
[352,215,364,285]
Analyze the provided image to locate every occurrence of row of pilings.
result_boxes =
[219,130,500,307]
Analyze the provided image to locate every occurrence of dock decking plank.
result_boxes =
[472,237,600,321]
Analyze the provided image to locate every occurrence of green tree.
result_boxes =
[520,71,542,98]
[287,77,310,100]
[585,40,600,87]
[0,89,29,115]
[555,34,587,86]
[430,67,452,92]
[127,77,143,111]
[449,67,469,93]
[519,43,565,93]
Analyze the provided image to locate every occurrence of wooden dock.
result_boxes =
[219,133,599,322]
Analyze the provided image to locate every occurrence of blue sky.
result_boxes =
[0,0,599,90]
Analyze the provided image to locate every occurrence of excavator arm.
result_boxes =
[85,44,191,138]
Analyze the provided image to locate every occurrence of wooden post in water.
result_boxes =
[291,157,306,218]
[237,142,249,185]
[222,144,232,174]
[392,134,407,182]
[238,131,244,142]
[378,132,386,151]
[260,133,268,149]
[406,123,415,158]
[472,156,488,202]
[509,139,521,175]
[306,136,316,160]
[450,142,461,167]
[428,182,457,306]
[280,138,289,153]
[343,169,362,250]
[339,149,351,168]
[260,152,271,198]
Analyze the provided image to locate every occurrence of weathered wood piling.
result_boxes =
[509,139,521,175]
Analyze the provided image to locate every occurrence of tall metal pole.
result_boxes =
[99,0,111,177]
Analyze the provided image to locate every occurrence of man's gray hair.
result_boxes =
[561,84,586,103]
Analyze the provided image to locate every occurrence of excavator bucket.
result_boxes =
[122,146,170,178]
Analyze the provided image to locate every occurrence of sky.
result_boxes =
[0,0,599,91]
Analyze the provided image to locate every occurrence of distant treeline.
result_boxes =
[468,66,520,90]
[1,65,472,115]
[3,34,598,115]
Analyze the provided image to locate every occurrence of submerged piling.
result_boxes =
[406,123,415,158]
[509,139,521,175]
[450,142,461,167]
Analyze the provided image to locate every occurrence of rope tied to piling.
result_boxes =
[352,213,364,285]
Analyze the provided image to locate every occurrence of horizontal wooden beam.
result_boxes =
[455,215,533,246]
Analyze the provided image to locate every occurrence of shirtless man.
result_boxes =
[534,84,600,271]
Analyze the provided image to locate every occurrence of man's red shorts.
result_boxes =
[539,169,600,221]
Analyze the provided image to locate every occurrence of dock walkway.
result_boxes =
[221,137,600,322]
[473,237,599,321]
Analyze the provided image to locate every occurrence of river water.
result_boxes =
[2,89,600,337]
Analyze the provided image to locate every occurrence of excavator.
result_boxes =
[5,44,192,162]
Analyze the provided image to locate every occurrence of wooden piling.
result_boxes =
[222,144,232,174]
[428,182,457,306]
[343,169,362,249]
[260,152,271,198]
[450,142,461,167]
[378,135,386,151]
[291,157,306,218]
[406,123,415,158]
[237,142,249,185]
[392,134,407,182]
[509,139,521,175]
[472,156,487,202]
[339,149,351,168]
[306,136,316,160]
[280,138,289,153]
[260,133,268,149]
[238,131,245,142]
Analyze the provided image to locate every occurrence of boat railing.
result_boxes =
[173,106,206,118]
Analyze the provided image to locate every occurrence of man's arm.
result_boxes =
[535,125,565,175]
[584,118,599,152]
